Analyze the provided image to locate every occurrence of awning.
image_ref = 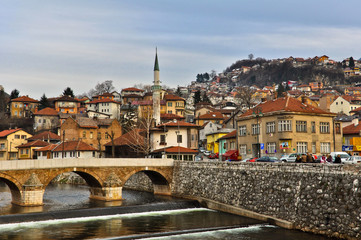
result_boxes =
[222,150,238,157]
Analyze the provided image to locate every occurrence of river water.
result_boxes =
[0,183,336,239]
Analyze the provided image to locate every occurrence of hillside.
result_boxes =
[224,58,349,87]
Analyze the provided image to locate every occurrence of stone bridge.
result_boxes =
[0,158,173,206]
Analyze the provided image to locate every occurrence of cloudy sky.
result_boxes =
[1,0,361,99]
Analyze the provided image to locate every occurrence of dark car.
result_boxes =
[256,156,280,162]
[209,153,219,159]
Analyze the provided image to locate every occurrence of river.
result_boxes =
[0,183,336,239]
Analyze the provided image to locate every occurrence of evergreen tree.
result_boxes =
[0,89,7,113]
[39,94,50,110]
[9,89,19,100]
[277,83,285,98]
[63,87,75,98]
[196,74,204,83]
[175,86,182,97]
[349,57,355,69]
[193,90,201,104]
[203,73,210,81]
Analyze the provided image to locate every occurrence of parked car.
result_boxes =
[344,156,361,164]
[195,153,203,161]
[256,156,280,162]
[245,157,258,162]
[209,152,219,159]
[203,151,211,156]
[330,152,350,163]
[281,153,318,162]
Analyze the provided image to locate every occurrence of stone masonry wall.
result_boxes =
[171,161,361,240]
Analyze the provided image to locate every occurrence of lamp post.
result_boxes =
[252,107,263,158]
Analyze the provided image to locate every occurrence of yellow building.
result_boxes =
[17,140,49,159]
[164,94,186,116]
[196,111,224,126]
[54,95,79,114]
[0,129,33,160]
[10,96,39,118]
[206,129,233,153]
[237,97,342,159]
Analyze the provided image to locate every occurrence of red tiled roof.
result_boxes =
[156,120,198,128]
[350,106,361,113]
[55,96,78,102]
[0,128,22,138]
[218,130,237,140]
[239,97,332,118]
[17,140,49,148]
[122,87,144,92]
[35,107,59,116]
[197,111,224,120]
[28,131,61,141]
[161,113,185,120]
[52,141,98,152]
[87,99,119,104]
[35,144,58,152]
[343,124,361,135]
[164,94,185,101]
[152,146,198,154]
[105,129,144,146]
[11,96,39,103]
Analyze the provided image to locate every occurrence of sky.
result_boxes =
[2,0,361,99]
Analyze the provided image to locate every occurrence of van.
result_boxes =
[330,152,350,163]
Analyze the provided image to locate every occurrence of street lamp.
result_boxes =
[252,107,263,158]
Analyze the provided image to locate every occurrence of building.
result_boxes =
[330,96,361,116]
[33,107,59,132]
[206,128,234,154]
[10,96,39,118]
[151,146,198,160]
[0,129,32,160]
[17,140,49,159]
[27,131,61,144]
[86,98,121,119]
[60,117,122,153]
[164,94,186,116]
[151,120,199,158]
[36,140,98,159]
[236,97,342,159]
[54,96,79,114]
[195,111,224,126]
[217,130,237,159]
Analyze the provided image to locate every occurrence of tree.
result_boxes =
[349,57,355,69]
[63,87,74,98]
[193,90,201,104]
[89,80,116,97]
[175,86,182,97]
[248,53,254,60]
[203,73,210,81]
[39,94,50,110]
[210,70,217,80]
[201,92,211,103]
[0,88,8,114]
[9,89,19,100]
[196,74,204,83]
[235,87,255,109]
[277,83,286,98]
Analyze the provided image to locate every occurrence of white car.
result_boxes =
[344,156,361,164]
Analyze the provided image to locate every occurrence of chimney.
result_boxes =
[301,96,307,104]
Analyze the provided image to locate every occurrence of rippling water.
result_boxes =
[0,183,336,239]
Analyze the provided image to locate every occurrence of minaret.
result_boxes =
[152,48,161,125]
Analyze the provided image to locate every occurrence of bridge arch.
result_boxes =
[0,174,22,206]
[123,168,172,196]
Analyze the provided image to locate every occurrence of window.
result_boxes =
[239,125,247,136]
[177,134,182,143]
[296,121,307,132]
[297,142,308,153]
[320,142,331,153]
[14,135,20,139]
[239,144,247,155]
[160,135,166,145]
[252,124,260,135]
[168,102,172,107]
[97,132,101,139]
[105,132,109,139]
[267,142,276,154]
[266,122,275,133]
[311,121,316,133]
[335,123,341,134]
[0,143,4,150]
[21,135,27,139]
[90,132,93,139]
[312,142,316,154]
[320,122,330,133]
[278,120,292,132]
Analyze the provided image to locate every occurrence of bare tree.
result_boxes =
[88,80,116,97]
[106,130,116,158]
[235,86,256,109]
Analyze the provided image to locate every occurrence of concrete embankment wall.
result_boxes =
[171,161,361,240]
